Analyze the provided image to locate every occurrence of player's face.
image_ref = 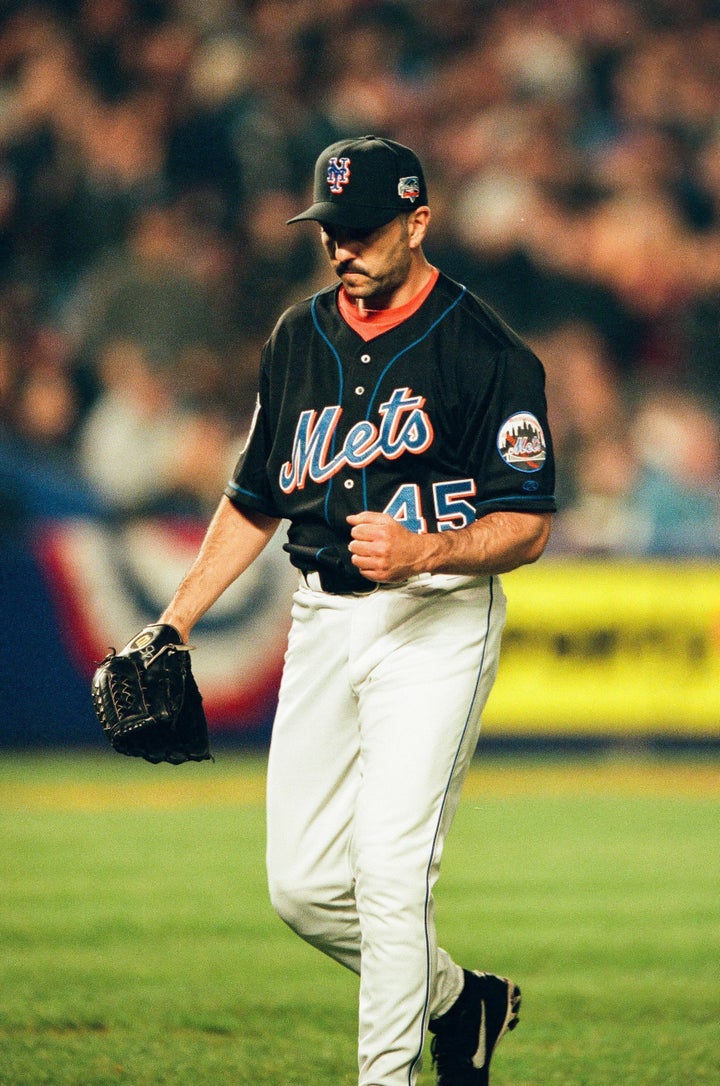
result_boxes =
[319,215,417,307]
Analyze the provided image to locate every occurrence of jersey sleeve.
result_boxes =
[224,357,282,518]
[469,347,556,516]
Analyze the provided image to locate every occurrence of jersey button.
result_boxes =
[344,479,354,489]
[355,386,365,395]
[360,353,371,363]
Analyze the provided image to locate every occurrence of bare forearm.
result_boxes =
[348,510,552,581]
[160,496,280,641]
[420,511,552,576]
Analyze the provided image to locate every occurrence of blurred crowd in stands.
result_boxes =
[0,0,719,555]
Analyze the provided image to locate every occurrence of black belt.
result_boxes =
[283,542,378,595]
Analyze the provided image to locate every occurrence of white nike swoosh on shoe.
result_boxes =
[472,1000,487,1069]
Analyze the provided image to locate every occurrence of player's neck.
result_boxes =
[355,256,435,314]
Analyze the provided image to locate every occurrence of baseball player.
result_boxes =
[159,136,555,1086]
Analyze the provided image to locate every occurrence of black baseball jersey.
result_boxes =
[225,272,555,552]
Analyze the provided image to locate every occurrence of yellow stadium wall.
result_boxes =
[484,560,720,736]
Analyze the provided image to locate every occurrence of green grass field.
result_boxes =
[0,752,718,1086]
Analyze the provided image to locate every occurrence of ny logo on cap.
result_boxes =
[327,156,351,194]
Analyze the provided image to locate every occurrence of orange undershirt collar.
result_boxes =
[337,267,440,341]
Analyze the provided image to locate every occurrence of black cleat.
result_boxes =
[428,970,521,1085]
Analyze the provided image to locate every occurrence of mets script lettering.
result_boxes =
[279,387,434,493]
[513,435,543,456]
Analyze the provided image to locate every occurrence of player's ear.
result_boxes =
[407,206,430,249]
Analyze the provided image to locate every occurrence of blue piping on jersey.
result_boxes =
[475,494,556,506]
[408,574,496,1086]
[311,293,344,525]
[362,286,467,510]
[225,480,280,518]
[226,480,264,501]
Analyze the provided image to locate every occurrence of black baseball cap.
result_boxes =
[287,135,428,232]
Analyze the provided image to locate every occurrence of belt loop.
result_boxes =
[300,569,316,590]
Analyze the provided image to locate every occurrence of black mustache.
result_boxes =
[337,261,367,276]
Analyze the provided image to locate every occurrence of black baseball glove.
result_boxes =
[91,624,213,765]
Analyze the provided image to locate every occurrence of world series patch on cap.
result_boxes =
[287,135,429,232]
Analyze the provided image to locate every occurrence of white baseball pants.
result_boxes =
[265,571,507,1086]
